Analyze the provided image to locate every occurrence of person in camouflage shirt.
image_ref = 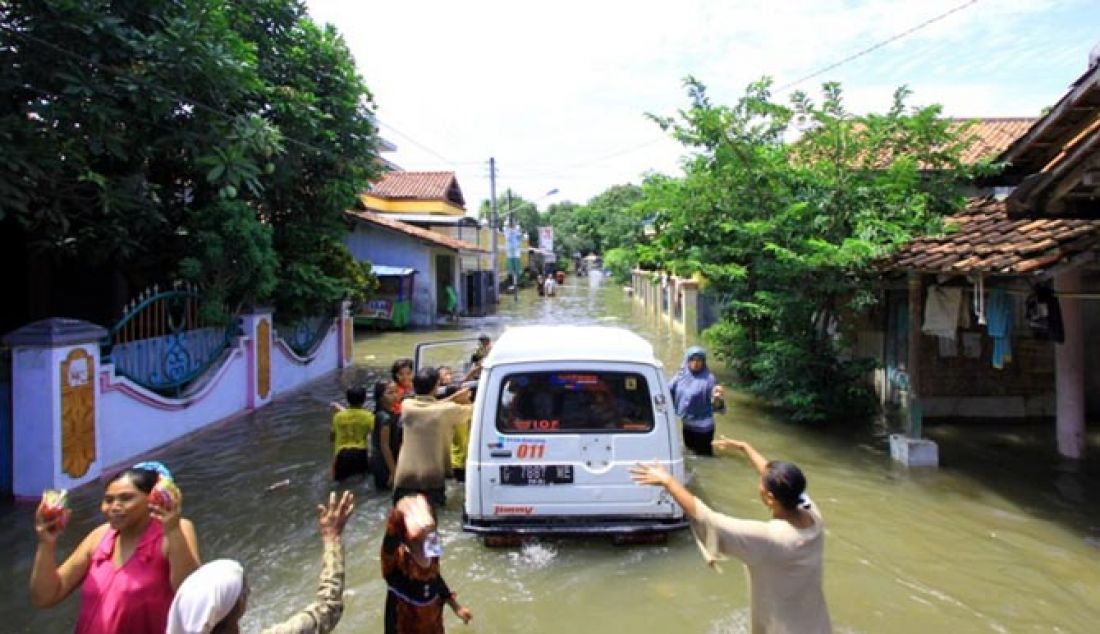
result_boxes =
[166,491,354,634]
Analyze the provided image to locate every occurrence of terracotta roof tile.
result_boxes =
[880,196,1100,274]
[346,211,486,253]
[952,118,1038,165]
[365,171,466,206]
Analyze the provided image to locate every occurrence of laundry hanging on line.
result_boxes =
[985,287,1015,369]
[922,285,963,340]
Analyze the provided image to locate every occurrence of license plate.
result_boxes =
[500,465,574,486]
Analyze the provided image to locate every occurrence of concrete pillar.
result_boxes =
[1055,269,1085,459]
[4,318,108,498]
[892,272,938,467]
[906,272,924,437]
[338,300,354,369]
[240,309,274,410]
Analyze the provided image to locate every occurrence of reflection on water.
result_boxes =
[1,274,1098,632]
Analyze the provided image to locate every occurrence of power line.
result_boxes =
[774,0,981,93]
[372,118,460,166]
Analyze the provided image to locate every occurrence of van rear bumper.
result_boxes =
[463,514,689,536]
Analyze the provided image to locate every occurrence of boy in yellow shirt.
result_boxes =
[331,385,374,481]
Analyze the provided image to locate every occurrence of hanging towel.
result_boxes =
[985,288,1014,369]
[922,285,962,340]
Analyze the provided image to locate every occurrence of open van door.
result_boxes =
[414,338,484,376]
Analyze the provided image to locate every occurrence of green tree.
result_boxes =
[641,77,980,423]
[227,0,380,319]
[586,184,645,252]
[0,0,378,322]
[541,184,645,274]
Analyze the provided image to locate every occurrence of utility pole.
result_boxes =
[488,157,499,304]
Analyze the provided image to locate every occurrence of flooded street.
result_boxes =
[3,274,1099,633]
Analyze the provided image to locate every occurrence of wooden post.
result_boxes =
[906,272,924,438]
[1055,268,1086,459]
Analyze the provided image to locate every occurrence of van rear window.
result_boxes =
[496,371,654,433]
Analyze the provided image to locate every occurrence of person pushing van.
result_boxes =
[668,346,725,455]
[391,367,472,511]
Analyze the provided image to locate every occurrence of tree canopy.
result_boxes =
[0,0,379,321]
[635,77,984,423]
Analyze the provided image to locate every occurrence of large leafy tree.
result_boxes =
[0,0,378,322]
[541,184,645,273]
[639,77,981,423]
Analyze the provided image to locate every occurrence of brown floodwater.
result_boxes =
[2,272,1098,632]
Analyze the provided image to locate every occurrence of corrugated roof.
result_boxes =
[365,171,466,207]
[883,196,1100,274]
[347,211,487,253]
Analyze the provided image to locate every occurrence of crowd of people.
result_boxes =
[30,338,831,633]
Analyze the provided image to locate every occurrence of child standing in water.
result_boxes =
[668,346,726,455]
[330,385,373,482]
[371,380,403,491]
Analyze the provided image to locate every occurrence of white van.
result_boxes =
[456,325,687,537]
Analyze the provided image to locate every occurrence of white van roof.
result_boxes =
[484,325,662,368]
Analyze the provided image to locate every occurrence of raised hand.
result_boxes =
[711,435,748,453]
[318,490,355,543]
[34,502,70,544]
[630,461,672,487]
[396,494,434,541]
[149,485,183,534]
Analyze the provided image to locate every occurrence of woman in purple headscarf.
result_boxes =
[668,346,726,455]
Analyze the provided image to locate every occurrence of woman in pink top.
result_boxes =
[30,464,201,633]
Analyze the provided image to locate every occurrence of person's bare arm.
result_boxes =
[380,425,397,487]
[630,462,698,519]
[153,487,201,590]
[712,436,768,476]
[30,507,101,609]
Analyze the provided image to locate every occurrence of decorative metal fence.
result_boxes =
[275,313,334,358]
[101,284,239,396]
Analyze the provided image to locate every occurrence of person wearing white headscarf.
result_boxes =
[166,560,244,634]
[166,491,354,634]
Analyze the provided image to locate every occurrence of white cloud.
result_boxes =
[306,0,1097,209]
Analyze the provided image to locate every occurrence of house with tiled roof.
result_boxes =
[876,52,1100,462]
[344,208,489,326]
[354,170,529,315]
[361,171,468,215]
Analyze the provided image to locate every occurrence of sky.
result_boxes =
[305,0,1098,211]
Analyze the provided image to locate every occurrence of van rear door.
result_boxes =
[478,362,681,524]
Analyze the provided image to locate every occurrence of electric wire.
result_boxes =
[774,0,981,93]
[4,0,987,182]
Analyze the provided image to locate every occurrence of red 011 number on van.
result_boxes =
[515,443,545,459]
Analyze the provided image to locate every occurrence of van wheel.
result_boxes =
[483,534,526,548]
